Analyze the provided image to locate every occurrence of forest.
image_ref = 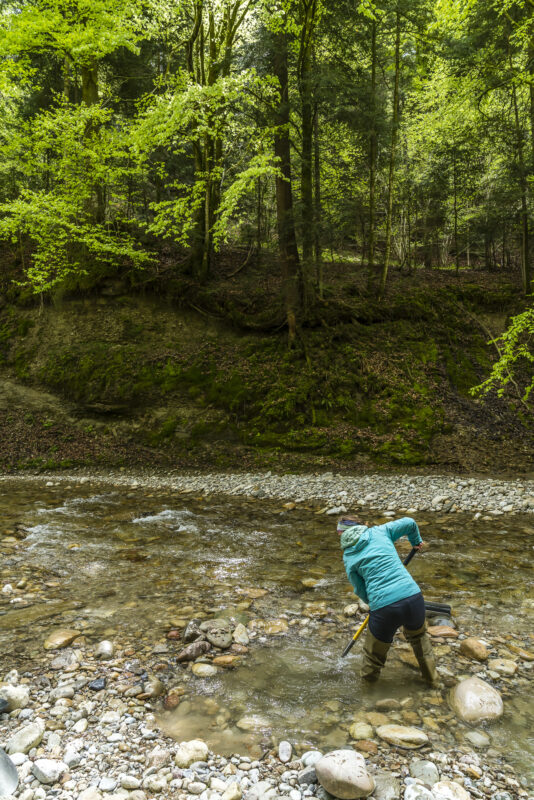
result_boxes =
[0,0,534,472]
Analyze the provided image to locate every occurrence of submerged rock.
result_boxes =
[449,677,503,724]
[459,638,488,661]
[176,641,210,662]
[409,759,439,786]
[232,623,249,645]
[464,730,491,748]
[264,619,289,634]
[349,722,374,741]
[236,714,271,731]
[183,620,204,643]
[487,658,517,676]
[43,628,81,650]
[376,725,429,749]
[95,640,115,660]
[427,626,458,639]
[200,619,233,649]
[315,750,375,799]
[191,663,218,677]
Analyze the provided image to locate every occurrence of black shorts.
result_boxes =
[368,591,425,643]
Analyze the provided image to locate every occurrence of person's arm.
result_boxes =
[351,569,369,603]
[383,517,423,547]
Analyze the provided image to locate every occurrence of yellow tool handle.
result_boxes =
[352,614,369,641]
[341,614,369,657]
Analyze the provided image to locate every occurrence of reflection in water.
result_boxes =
[0,479,533,778]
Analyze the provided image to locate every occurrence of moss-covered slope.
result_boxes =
[0,273,531,473]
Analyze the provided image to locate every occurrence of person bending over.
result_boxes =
[338,515,438,684]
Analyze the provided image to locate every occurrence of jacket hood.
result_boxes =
[340,525,370,550]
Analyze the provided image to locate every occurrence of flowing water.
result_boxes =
[0,478,533,784]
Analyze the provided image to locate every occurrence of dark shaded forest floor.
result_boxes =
[0,253,533,476]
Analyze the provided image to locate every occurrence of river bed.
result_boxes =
[0,475,533,790]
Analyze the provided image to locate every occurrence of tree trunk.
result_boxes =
[466,221,470,268]
[81,64,99,106]
[529,41,534,167]
[453,146,459,273]
[510,50,531,293]
[273,30,302,342]
[63,56,71,101]
[256,177,263,264]
[313,104,323,298]
[484,229,491,270]
[378,9,400,300]
[367,20,378,287]
[300,49,314,281]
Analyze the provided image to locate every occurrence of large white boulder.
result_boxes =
[315,749,375,799]
[174,739,209,768]
[449,677,503,724]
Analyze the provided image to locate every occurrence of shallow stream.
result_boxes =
[1,478,533,785]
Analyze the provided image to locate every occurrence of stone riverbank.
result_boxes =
[1,471,534,516]
[0,648,528,800]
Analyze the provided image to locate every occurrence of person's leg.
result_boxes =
[402,593,438,685]
[362,603,402,682]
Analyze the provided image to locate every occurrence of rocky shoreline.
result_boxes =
[1,470,534,516]
[0,639,529,800]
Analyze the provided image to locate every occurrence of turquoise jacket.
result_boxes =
[341,517,423,611]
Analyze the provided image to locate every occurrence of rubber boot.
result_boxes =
[361,630,391,682]
[404,622,438,685]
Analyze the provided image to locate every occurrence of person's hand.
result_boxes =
[414,541,425,551]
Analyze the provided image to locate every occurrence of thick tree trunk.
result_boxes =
[300,54,314,276]
[273,30,302,342]
[510,50,531,293]
[378,9,400,300]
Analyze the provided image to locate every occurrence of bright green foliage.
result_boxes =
[133,70,280,250]
[0,101,152,292]
[0,0,532,411]
[0,0,144,68]
[472,308,534,405]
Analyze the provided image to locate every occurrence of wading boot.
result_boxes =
[404,622,438,685]
[361,630,391,682]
